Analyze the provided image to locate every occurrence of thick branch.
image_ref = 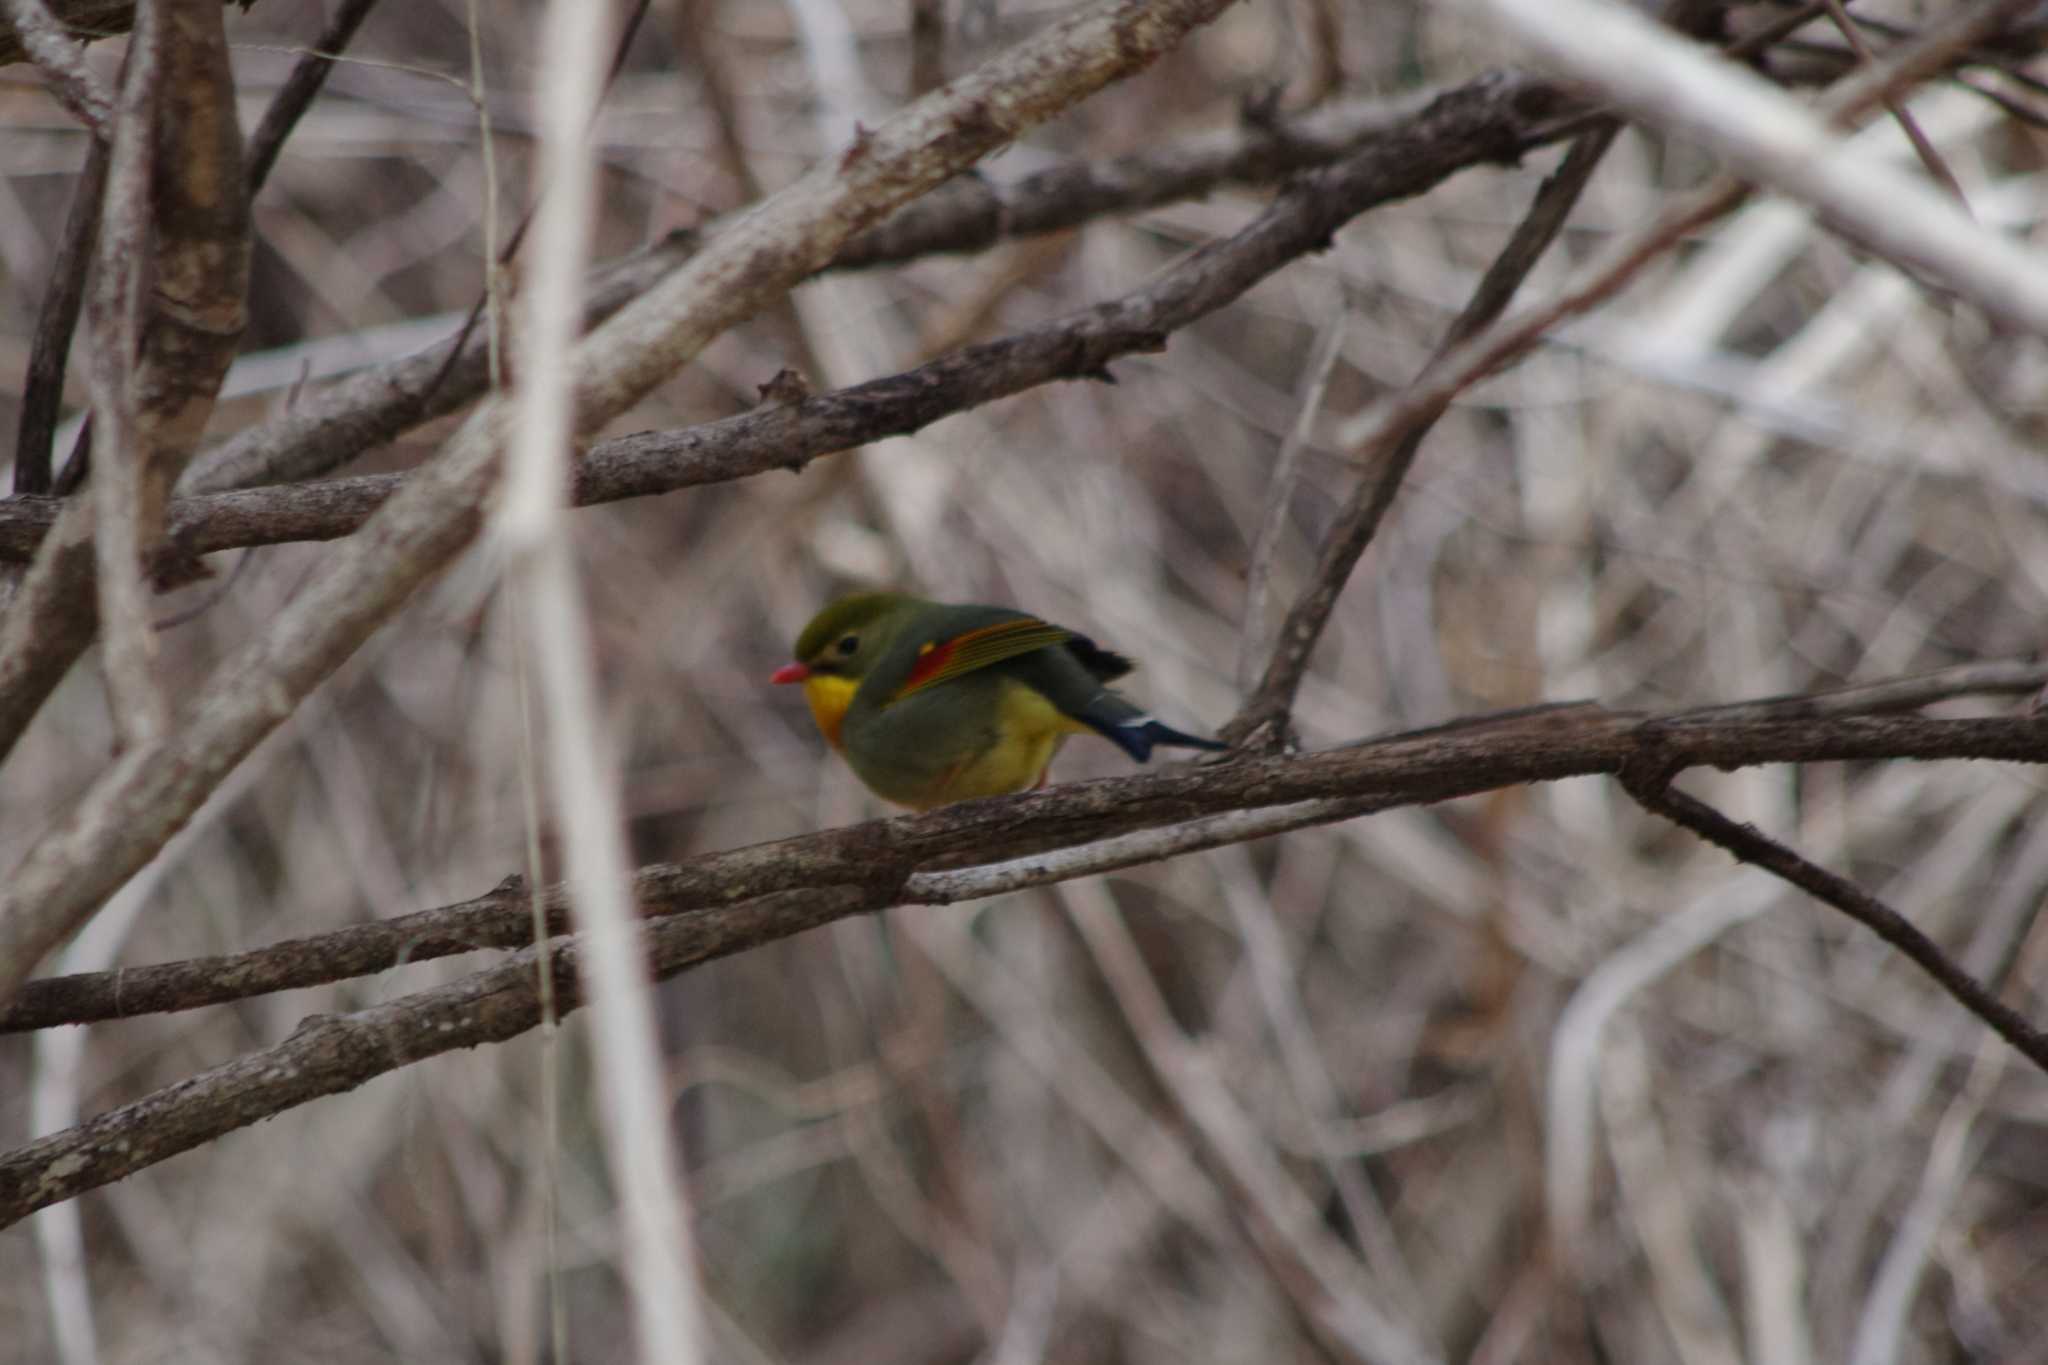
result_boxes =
[1,705,2045,1223]
[8,701,2046,1033]
[0,0,247,754]
[84,0,164,743]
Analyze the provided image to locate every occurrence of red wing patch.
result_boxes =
[892,618,1072,703]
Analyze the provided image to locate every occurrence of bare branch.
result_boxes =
[1817,0,1970,206]
[0,71,1580,569]
[2,704,2046,1224]
[0,884,868,1230]
[86,0,167,745]
[7,700,2046,1034]
[1,0,114,130]
[500,0,706,1353]
[181,75,1574,499]
[0,0,1246,1009]
[1481,0,2048,331]
[1617,767,2048,1074]
[241,0,381,195]
[1230,119,1621,748]
[13,136,107,495]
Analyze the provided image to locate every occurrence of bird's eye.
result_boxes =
[835,634,859,656]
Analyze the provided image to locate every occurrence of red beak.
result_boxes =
[769,662,810,685]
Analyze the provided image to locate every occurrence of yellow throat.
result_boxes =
[802,674,858,751]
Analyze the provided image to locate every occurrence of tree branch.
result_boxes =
[0,71,1578,568]
[0,0,248,754]
[1617,768,2048,1074]
[0,0,1247,1008]
[0,0,238,66]
[241,0,382,195]
[1,702,2045,1224]
[182,72,1582,499]
[1483,0,2048,332]
[84,0,165,744]
[1228,117,1621,749]
[7,694,2046,1034]
[1,0,114,130]
[11,135,106,496]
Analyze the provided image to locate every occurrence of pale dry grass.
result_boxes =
[2,2,2047,1362]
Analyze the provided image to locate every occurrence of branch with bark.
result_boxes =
[2,688,2045,1226]
[0,70,1573,567]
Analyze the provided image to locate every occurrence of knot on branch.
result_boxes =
[1616,744,1680,803]
[1219,707,1296,756]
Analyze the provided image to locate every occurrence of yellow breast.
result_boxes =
[927,679,1091,805]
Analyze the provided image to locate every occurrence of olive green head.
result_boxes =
[788,592,923,685]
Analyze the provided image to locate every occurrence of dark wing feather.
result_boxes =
[1061,632,1135,683]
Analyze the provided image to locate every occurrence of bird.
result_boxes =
[770,592,1229,810]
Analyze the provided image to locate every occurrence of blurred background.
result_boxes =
[3,0,2048,1361]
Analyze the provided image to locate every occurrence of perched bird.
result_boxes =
[770,592,1229,810]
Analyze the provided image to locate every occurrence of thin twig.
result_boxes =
[410,0,654,425]
[1238,293,1349,698]
[1657,658,2048,723]
[1818,0,1970,206]
[242,0,382,194]
[13,134,107,494]
[1616,764,2048,1076]
[1061,880,1434,1365]
[1229,119,1622,747]
[4,0,112,496]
